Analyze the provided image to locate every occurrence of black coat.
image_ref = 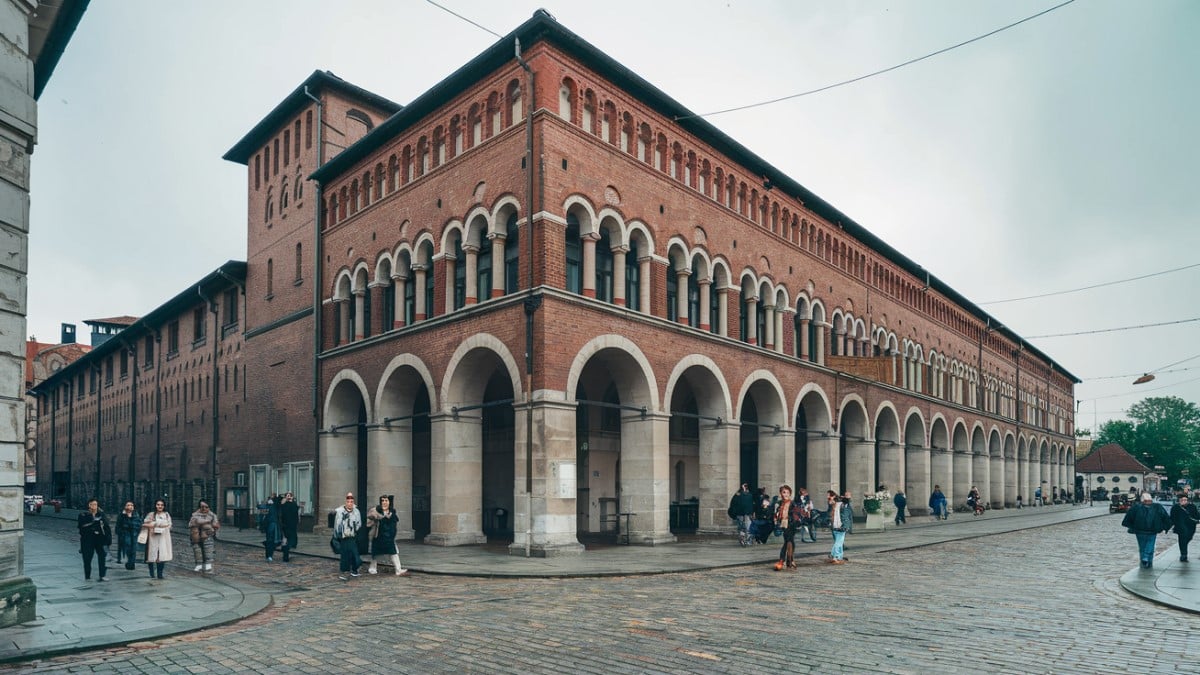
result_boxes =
[1170,503,1199,538]
[1122,502,1172,535]
[278,500,300,536]
[728,490,754,518]
[78,511,112,548]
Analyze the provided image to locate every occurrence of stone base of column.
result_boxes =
[627,532,677,546]
[424,531,487,546]
[0,576,36,628]
[507,541,585,558]
[396,528,416,541]
[697,524,737,536]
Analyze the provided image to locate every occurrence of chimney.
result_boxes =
[61,323,76,344]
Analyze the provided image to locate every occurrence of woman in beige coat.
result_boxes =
[143,498,173,579]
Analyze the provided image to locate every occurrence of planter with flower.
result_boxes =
[863,489,892,530]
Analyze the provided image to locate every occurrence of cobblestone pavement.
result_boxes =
[10,516,1198,673]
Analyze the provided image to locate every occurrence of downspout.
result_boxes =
[120,337,139,500]
[154,329,162,492]
[303,86,325,514]
[198,282,220,507]
[65,386,74,503]
[49,392,56,500]
[93,362,102,502]
[516,38,538,558]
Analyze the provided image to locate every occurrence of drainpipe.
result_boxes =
[120,337,139,501]
[154,329,162,493]
[198,282,220,508]
[303,86,325,513]
[516,37,538,558]
[93,362,102,502]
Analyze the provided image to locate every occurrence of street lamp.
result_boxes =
[1133,373,1155,385]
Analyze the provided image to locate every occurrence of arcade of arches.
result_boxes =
[319,333,1074,557]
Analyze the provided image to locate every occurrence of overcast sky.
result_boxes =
[30,0,1199,432]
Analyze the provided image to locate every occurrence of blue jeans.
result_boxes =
[339,537,361,573]
[831,530,846,560]
[1136,533,1157,564]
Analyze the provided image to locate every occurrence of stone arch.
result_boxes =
[319,370,372,519]
[874,402,903,494]
[735,369,790,494]
[837,396,871,497]
[793,383,835,492]
[663,354,734,531]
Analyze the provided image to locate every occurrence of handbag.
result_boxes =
[329,536,341,555]
[137,529,149,545]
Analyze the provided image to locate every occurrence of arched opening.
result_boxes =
[903,412,928,514]
[930,418,951,509]
[874,407,902,493]
[988,429,1004,508]
[971,427,988,505]
[951,424,970,508]
[480,371,515,540]
[839,401,870,497]
[795,390,833,493]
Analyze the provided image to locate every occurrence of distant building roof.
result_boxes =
[25,341,91,387]
[84,316,139,326]
[1075,443,1151,474]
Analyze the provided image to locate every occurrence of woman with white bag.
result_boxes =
[142,498,173,579]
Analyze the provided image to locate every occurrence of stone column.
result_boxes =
[697,420,739,533]
[612,246,628,306]
[990,453,1005,508]
[973,452,990,504]
[761,304,774,349]
[743,296,758,345]
[367,423,415,540]
[442,254,457,311]
[638,256,652,313]
[877,440,903,494]
[806,434,840,494]
[774,305,787,354]
[391,273,407,328]
[845,438,875,499]
[413,265,427,321]
[675,268,691,324]
[462,243,479,305]
[716,287,729,337]
[697,278,711,331]
[799,319,810,360]
[318,429,358,531]
[1005,452,1018,507]
[489,234,505,298]
[816,323,827,366]
[930,447,953,508]
[581,232,599,298]
[619,412,675,545]
[757,427,794,493]
[338,298,351,343]
[951,451,971,507]
[426,412,486,546]
[906,444,931,515]
[509,398,584,557]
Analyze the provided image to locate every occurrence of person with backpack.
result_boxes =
[752,488,774,544]
[727,483,755,546]
[796,487,816,543]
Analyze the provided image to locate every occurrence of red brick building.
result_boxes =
[33,12,1077,553]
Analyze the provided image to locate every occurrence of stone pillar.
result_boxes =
[318,429,358,531]
[638,256,652,313]
[581,232,598,298]
[845,439,875,499]
[1005,453,1018,507]
[509,398,584,557]
[619,412,675,545]
[367,423,415,540]
[612,246,628,306]
[930,447,953,508]
[816,323,827,366]
[489,234,505,298]
[774,305,787,354]
[353,291,365,340]
[338,299,351,343]
[697,278,711,331]
[463,243,479,305]
[426,412,487,546]
[757,427,794,493]
[443,254,457,311]
[806,435,840,494]
[799,319,810,360]
[697,421,739,533]
[951,451,971,508]
[743,296,758,345]
[877,441,903,494]
[973,452,990,505]
[990,453,1005,508]
[761,304,774,349]
[675,268,691,324]
[413,265,427,321]
[391,273,407,328]
[906,444,931,515]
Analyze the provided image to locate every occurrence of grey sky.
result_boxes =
[30,0,1199,432]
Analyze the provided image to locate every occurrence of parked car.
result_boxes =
[23,494,44,514]
[1109,493,1130,514]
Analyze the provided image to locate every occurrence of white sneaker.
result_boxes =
[194,565,203,572]
[204,563,213,572]
[368,567,378,574]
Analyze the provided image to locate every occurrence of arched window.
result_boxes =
[382,275,395,331]
[687,264,700,328]
[508,80,522,125]
[266,258,274,296]
[565,214,582,293]
[403,268,416,324]
[625,240,640,312]
[452,237,466,310]
[558,81,573,121]
[504,214,520,294]
[666,265,678,321]
[739,287,750,342]
[281,179,289,210]
[477,235,492,302]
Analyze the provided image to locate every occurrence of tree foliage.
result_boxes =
[1096,397,1200,485]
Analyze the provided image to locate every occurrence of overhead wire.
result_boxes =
[1082,375,1200,402]
[1025,317,1200,339]
[676,0,1076,121]
[1084,366,1198,382]
[978,262,1200,305]
[424,0,503,39]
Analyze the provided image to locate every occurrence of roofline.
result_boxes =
[33,0,90,100]
[222,70,403,165]
[29,261,247,395]
[309,9,1080,384]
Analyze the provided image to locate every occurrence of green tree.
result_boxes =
[1128,396,1200,486]
[1094,419,1137,453]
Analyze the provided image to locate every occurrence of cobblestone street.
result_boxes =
[11,515,1198,673]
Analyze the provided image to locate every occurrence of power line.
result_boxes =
[1150,352,1200,374]
[424,0,503,39]
[979,262,1200,305]
[1085,366,1198,382]
[1025,317,1200,339]
[1083,375,1200,402]
[676,0,1076,121]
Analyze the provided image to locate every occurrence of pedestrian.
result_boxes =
[334,492,363,581]
[772,485,802,571]
[142,498,173,580]
[116,500,141,569]
[259,493,282,562]
[727,483,754,546]
[827,490,850,564]
[893,490,907,525]
[967,486,983,516]
[797,487,817,543]
[1016,494,1023,509]
[929,485,948,520]
[752,488,773,544]
[188,500,220,573]
[366,494,410,576]
[1169,494,1199,563]
[841,490,854,534]
[1034,486,1043,507]
[1121,492,1172,569]
[279,491,300,562]
[77,497,111,582]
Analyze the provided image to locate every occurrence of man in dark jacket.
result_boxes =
[1169,494,1200,562]
[1122,492,1172,568]
[893,491,907,525]
[78,498,112,581]
[727,483,754,546]
[279,492,301,562]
